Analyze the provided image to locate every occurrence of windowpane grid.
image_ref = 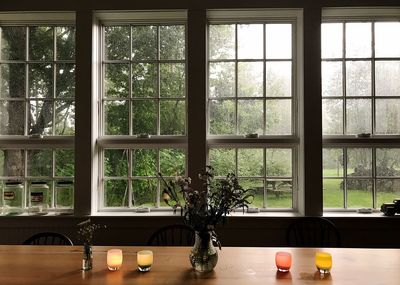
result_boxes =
[209,147,294,209]
[102,24,187,136]
[208,23,293,136]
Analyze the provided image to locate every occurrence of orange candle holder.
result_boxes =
[315,252,332,274]
[107,249,123,271]
[275,252,292,272]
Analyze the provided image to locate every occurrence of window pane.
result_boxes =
[238,24,263,59]
[0,149,24,176]
[55,149,74,177]
[345,23,371,58]
[322,61,342,97]
[1,26,26,60]
[323,99,343,135]
[160,100,185,135]
[238,62,263,97]
[132,100,157,135]
[377,179,400,207]
[322,23,343,59]
[209,148,235,177]
[346,61,371,97]
[209,25,235,60]
[56,27,75,60]
[266,62,291,97]
[28,100,53,135]
[132,63,157,98]
[266,179,292,208]
[29,64,53,98]
[347,148,372,177]
[160,149,185,176]
[105,64,129,98]
[0,101,24,135]
[132,26,157,60]
[132,179,157,207]
[29,26,53,61]
[238,99,263,135]
[265,99,291,135]
[209,62,235,98]
[265,24,292,59]
[347,179,373,208]
[323,148,343,177]
[160,25,185,60]
[105,100,128,135]
[132,149,157,176]
[160,63,185,98]
[0,64,25,99]
[55,100,75,135]
[346,99,371,134]
[105,26,130,60]
[104,149,128,177]
[238,148,264,177]
[56,64,75,98]
[241,179,263,208]
[105,179,128,207]
[375,22,400,58]
[266,149,292,177]
[209,99,235,135]
[375,61,400,97]
[375,99,400,135]
[376,149,400,177]
[27,149,52,177]
[323,179,343,208]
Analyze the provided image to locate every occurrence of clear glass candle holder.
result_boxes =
[315,252,332,274]
[107,249,123,271]
[137,250,153,272]
[275,252,292,272]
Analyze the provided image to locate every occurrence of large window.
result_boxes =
[322,10,400,210]
[0,14,75,212]
[98,12,187,211]
[207,10,302,211]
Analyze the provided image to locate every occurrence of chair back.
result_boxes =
[147,224,195,246]
[286,217,341,247]
[23,232,73,245]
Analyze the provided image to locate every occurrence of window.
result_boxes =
[322,9,400,210]
[0,13,75,212]
[97,11,187,211]
[207,10,302,211]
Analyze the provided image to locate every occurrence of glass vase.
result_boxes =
[189,231,218,272]
[82,244,93,271]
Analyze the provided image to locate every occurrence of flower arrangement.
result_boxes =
[77,219,106,245]
[158,166,253,246]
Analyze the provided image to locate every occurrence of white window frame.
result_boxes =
[322,7,400,212]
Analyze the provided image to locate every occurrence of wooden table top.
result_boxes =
[0,245,399,285]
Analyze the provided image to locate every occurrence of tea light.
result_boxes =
[275,252,292,272]
[315,252,332,274]
[137,250,153,272]
[107,249,123,271]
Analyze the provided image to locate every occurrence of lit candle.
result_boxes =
[275,252,292,272]
[315,252,332,274]
[137,250,153,272]
[107,249,123,271]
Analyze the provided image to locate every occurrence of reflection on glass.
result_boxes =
[345,23,371,58]
[266,24,292,59]
[346,99,371,134]
[238,62,263,97]
[238,24,263,59]
[322,23,343,59]
[266,62,291,97]
[323,99,343,135]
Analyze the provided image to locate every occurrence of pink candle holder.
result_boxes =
[275,252,292,272]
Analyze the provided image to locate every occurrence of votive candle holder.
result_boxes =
[137,250,153,272]
[275,252,292,272]
[107,249,123,271]
[315,252,332,274]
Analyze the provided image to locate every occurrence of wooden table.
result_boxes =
[0,245,399,284]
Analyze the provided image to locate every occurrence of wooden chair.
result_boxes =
[147,225,195,246]
[23,232,73,245]
[286,217,341,247]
